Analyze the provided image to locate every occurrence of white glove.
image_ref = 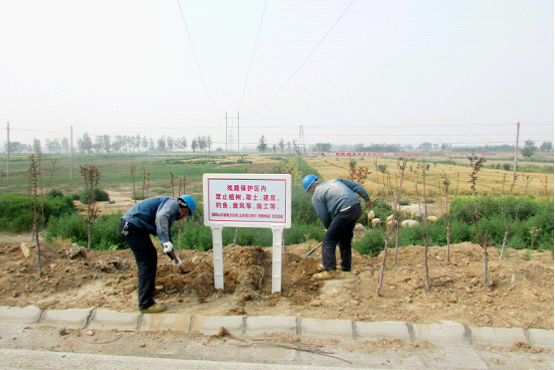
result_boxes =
[172,257,183,267]
[163,242,173,254]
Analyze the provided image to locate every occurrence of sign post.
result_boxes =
[203,173,291,293]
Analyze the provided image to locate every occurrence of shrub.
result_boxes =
[46,189,64,199]
[46,211,126,250]
[80,188,110,204]
[291,184,320,225]
[0,193,76,233]
[352,229,386,257]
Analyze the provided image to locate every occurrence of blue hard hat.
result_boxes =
[302,175,318,192]
[178,195,196,217]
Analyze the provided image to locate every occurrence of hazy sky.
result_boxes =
[1,1,553,150]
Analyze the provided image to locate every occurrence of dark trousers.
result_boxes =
[322,203,362,271]
[119,219,157,310]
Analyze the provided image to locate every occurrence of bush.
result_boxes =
[0,193,76,232]
[291,184,320,225]
[46,211,127,250]
[80,188,110,204]
[353,229,386,257]
[46,189,64,199]
[450,196,545,224]
[173,221,326,251]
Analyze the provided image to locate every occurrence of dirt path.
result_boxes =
[1,234,552,330]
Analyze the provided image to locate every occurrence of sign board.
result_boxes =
[203,173,291,228]
[202,173,291,293]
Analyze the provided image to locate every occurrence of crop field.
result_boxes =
[0,153,552,206]
[0,153,284,199]
[305,154,554,203]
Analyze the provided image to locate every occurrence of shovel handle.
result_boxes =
[302,242,323,258]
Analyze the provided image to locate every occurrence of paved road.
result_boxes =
[0,324,552,369]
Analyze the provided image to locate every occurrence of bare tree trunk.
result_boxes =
[377,243,388,297]
[394,228,400,264]
[421,164,430,293]
[513,122,519,182]
[35,229,43,278]
[87,224,92,251]
[483,235,489,286]
[499,225,510,262]
[446,221,451,263]
[233,227,239,245]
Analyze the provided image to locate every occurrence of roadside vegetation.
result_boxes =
[0,153,552,259]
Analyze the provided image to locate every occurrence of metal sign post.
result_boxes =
[203,173,291,293]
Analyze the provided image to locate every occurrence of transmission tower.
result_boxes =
[298,126,305,156]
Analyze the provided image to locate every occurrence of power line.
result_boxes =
[176,0,217,117]
[239,0,267,112]
[255,0,356,118]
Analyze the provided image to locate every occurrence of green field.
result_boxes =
[0,153,284,197]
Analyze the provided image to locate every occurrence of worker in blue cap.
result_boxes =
[119,195,197,313]
[302,175,375,280]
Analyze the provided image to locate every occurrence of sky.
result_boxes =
[0,0,553,151]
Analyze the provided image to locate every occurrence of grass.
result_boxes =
[0,153,280,196]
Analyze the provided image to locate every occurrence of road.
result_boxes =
[0,324,552,369]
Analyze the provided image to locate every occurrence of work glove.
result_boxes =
[163,242,173,254]
[172,257,183,267]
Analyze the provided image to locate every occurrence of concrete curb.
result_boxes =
[1,306,552,349]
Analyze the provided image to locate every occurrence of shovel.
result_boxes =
[301,242,323,259]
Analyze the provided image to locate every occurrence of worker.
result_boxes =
[119,195,196,313]
[302,175,375,280]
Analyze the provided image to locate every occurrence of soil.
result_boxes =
[1,231,553,330]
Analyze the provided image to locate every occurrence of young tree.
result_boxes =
[521,140,537,158]
[33,138,42,155]
[191,138,198,154]
[279,139,285,154]
[77,132,93,154]
[157,136,166,153]
[539,141,553,152]
[28,154,45,277]
[61,137,70,153]
[468,154,489,286]
[257,136,268,153]
[80,165,100,251]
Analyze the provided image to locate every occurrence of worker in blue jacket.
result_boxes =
[302,175,375,280]
[119,195,196,313]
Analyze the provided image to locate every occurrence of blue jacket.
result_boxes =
[312,179,371,229]
[122,196,181,243]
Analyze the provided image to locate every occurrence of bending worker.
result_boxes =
[302,175,375,280]
[119,195,196,313]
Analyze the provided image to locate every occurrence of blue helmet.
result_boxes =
[178,195,196,217]
[302,175,318,192]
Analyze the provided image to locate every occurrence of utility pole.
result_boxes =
[298,125,305,156]
[6,122,9,179]
[225,112,228,154]
[237,111,240,153]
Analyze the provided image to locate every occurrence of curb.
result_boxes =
[0,306,552,349]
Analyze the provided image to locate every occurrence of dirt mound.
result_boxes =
[0,235,553,330]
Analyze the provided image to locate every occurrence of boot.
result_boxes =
[313,270,335,280]
[140,303,167,314]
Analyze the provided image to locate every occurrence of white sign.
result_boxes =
[203,173,291,293]
[203,173,291,228]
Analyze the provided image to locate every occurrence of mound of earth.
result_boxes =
[0,234,553,330]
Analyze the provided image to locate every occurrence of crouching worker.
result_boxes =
[119,195,196,313]
[302,175,375,280]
